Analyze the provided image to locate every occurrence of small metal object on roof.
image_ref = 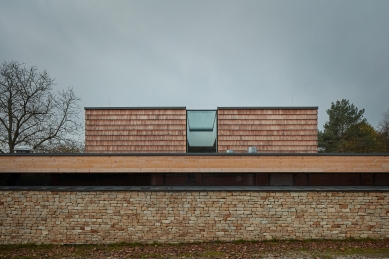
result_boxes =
[247,147,257,153]
[14,146,33,153]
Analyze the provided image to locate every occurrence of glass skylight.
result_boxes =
[187,110,217,153]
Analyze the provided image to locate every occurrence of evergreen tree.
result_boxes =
[319,99,366,152]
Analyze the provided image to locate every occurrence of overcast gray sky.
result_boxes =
[1,0,388,130]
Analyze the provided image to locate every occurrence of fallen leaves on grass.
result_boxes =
[0,239,388,259]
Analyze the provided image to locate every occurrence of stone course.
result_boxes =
[1,191,388,244]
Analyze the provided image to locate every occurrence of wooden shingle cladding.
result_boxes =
[85,108,186,153]
[217,107,318,153]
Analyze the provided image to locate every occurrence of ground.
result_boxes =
[1,239,389,259]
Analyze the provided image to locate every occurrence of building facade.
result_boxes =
[2,106,389,245]
[85,107,318,153]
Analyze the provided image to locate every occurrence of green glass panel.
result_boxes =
[187,111,217,153]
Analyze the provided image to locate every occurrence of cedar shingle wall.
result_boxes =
[85,109,186,153]
[218,109,318,153]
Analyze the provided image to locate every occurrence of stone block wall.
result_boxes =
[1,191,388,244]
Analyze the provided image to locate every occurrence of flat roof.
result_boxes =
[1,186,388,192]
[85,107,186,110]
[84,106,318,110]
[217,106,318,110]
[1,153,387,156]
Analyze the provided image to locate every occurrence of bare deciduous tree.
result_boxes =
[34,138,85,153]
[0,61,82,153]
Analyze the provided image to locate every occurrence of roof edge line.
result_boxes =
[84,106,318,110]
[84,107,187,110]
[217,107,319,110]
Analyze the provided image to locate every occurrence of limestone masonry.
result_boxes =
[1,191,388,244]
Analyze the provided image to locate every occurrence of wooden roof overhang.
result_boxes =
[0,153,388,173]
